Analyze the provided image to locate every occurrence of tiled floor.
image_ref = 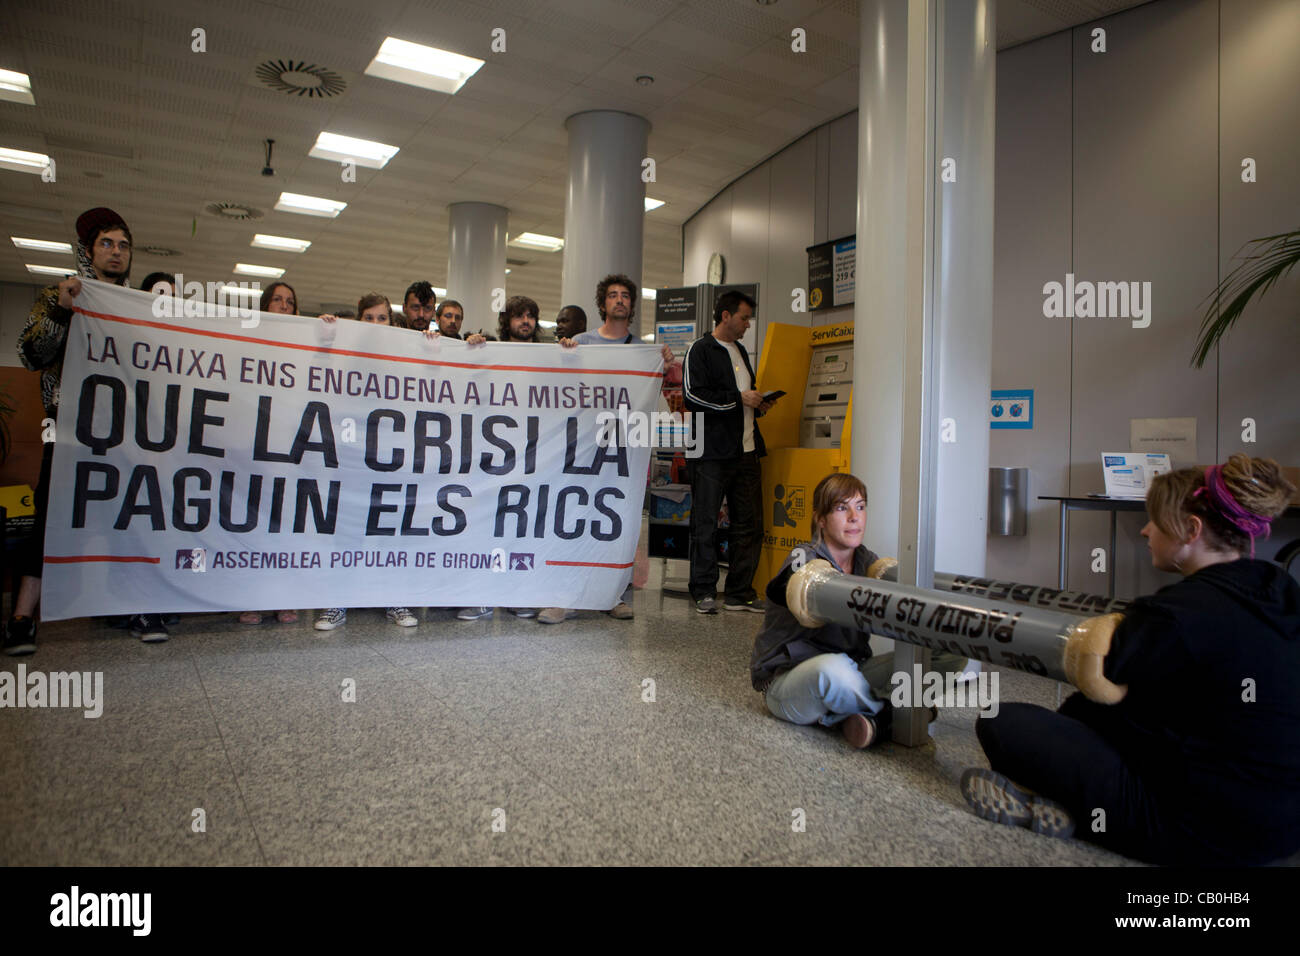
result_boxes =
[0,564,1270,866]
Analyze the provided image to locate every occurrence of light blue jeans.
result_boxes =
[765,653,887,727]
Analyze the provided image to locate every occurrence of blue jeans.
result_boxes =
[765,653,887,727]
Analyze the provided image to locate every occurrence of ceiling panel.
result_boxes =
[0,0,1151,313]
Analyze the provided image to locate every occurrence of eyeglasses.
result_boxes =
[95,238,131,252]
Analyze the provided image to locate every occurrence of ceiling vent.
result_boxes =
[254,59,348,98]
[141,246,180,257]
[203,201,265,222]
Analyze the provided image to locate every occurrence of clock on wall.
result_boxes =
[707,252,725,285]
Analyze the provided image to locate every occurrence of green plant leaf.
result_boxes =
[1193,229,1300,368]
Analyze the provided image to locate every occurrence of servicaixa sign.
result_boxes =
[43,281,663,619]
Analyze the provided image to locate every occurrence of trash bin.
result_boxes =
[988,467,1028,536]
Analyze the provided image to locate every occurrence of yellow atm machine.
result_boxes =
[754,321,854,587]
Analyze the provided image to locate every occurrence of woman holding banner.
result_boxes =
[238,282,304,626]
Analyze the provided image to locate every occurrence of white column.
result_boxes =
[853,0,995,745]
[561,110,650,333]
[447,202,508,335]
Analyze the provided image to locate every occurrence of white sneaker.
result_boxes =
[386,607,418,627]
[457,606,493,621]
[315,608,347,630]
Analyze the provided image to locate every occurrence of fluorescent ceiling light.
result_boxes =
[251,234,311,253]
[432,286,447,297]
[218,283,262,299]
[504,268,511,275]
[275,192,346,218]
[309,131,399,169]
[26,263,77,277]
[365,38,484,95]
[0,146,52,175]
[538,320,557,329]
[12,237,71,253]
[508,232,564,253]
[0,69,35,107]
[235,263,286,279]
[642,288,656,299]
[641,333,656,342]
[644,197,665,211]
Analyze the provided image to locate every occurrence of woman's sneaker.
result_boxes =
[314,608,347,631]
[3,617,36,656]
[457,607,494,621]
[386,607,418,627]
[960,768,1075,838]
[128,614,170,643]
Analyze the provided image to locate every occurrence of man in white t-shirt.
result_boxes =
[681,290,772,615]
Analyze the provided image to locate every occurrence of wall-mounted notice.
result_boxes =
[1130,417,1197,467]
[807,235,855,310]
[990,389,1033,429]
[654,287,698,355]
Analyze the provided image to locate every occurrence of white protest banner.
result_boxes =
[42,280,662,619]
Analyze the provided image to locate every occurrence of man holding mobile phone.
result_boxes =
[682,289,774,615]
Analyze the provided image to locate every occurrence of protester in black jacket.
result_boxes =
[963,455,1300,864]
[681,290,771,615]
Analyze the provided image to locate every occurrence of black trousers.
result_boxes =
[687,452,762,602]
[976,693,1220,864]
[22,440,54,580]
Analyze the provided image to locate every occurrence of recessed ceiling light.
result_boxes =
[218,283,262,299]
[0,69,36,107]
[635,75,654,86]
[0,146,52,175]
[539,320,557,329]
[26,263,77,277]
[235,263,286,279]
[365,38,484,95]
[644,197,665,211]
[251,234,311,253]
[508,232,564,253]
[12,237,71,253]
[642,288,656,299]
[432,286,447,297]
[309,131,399,169]
[504,268,511,275]
[641,333,656,342]
[275,192,346,218]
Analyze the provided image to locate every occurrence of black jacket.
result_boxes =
[682,333,765,460]
[1101,558,1300,862]
[750,540,880,691]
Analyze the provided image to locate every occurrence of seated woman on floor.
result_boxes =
[749,472,968,749]
[962,454,1300,865]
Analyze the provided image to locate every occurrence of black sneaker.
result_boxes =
[3,616,36,656]
[128,614,170,643]
[694,595,718,614]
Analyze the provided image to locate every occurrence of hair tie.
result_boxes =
[1202,465,1272,556]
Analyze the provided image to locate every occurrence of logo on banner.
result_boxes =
[509,552,535,571]
[175,548,206,572]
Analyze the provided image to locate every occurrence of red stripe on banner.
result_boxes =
[45,555,161,564]
[544,560,635,569]
[72,306,663,378]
